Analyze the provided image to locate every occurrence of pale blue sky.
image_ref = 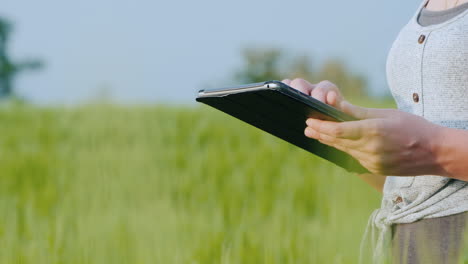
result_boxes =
[2,0,421,104]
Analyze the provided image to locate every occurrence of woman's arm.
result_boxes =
[286,78,468,189]
[304,100,468,182]
[432,126,468,181]
[357,173,386,193]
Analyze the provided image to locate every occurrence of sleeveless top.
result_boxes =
[364,1,468,261]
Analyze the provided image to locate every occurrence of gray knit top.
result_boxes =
[366,0,468,258]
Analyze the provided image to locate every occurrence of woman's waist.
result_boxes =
[382,176,468,220]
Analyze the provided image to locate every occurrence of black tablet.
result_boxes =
[196,80,368,173]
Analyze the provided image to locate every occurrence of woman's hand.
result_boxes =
[304,100,446,177]
[282,78,344,109]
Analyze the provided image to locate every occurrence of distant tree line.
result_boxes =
[0,17,42,98]
[233,47,368,99]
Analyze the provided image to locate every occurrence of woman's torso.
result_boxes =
[382,0,468,224]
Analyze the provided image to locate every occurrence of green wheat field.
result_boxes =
[0,100,465,263]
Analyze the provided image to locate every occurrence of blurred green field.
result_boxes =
[0,100,397,263]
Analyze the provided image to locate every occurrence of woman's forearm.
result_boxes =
[357,173,386,193]
[432,126,468,181]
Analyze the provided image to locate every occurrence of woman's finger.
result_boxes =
[317,137,372,167]
[313,80,343,105]
[340,100,391,119]
[304,127,380,155]
[306,118,367,139]
[305,126,363,149]
[326,91,338,107]
[310,86,327,103]
[289,78,315,95]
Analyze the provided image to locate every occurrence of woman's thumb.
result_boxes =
[340,100,388,120]
[340,100,371,119]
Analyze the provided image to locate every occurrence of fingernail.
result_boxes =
[306,119,313,126]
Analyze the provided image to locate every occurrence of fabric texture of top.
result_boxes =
[418,2,468,26]
[361,1,468,262]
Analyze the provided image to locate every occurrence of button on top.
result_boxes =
[418,34,426,44]
[413,92,420,103]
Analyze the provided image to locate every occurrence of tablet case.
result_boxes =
[196,80,369,173]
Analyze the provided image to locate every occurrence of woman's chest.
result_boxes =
[386,19,468,127]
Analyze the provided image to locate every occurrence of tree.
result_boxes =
[0,17,43,98]
[234,47,284,83]
[233,47,368,99]
[316,59,367,98]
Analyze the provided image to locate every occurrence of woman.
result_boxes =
[284,0,468,263]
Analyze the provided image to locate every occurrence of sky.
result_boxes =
[2,0,422,105]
